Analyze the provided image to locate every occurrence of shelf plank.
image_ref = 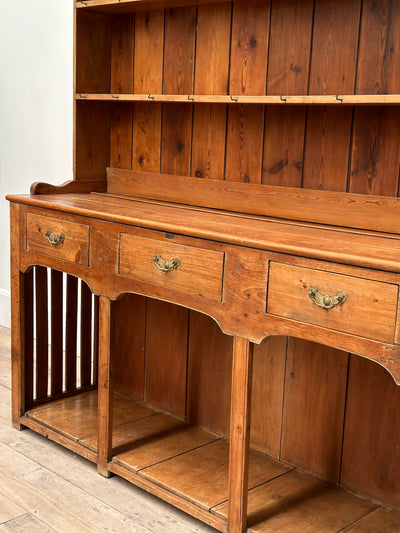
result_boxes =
[111,413,219,471]
[75,93,400,105]
[140,440,290,511]
[20,389,400,532]
[25,391,156,448]
[342,507,400,532]
[108,461,228,532]
[214,470,378,533]
[76,0,232,14]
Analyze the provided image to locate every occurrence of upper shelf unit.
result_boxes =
[75,1,400,100]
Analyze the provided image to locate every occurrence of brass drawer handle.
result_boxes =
[153,253,180,273]
[45,229,65,246]
[308,286,347,310]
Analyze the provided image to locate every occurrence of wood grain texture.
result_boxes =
[141,439,289,512]
[191,6,229,179]
[341,357,400,509]
[194,3,231,95]
[250,337,287,458]
[113,413,218,470]
[106,167,400,235]
[191,104,227,180]
[349,107,400,195]
[303,107,353,191]
[110,14,134,94]
[163,6,196,95]
[75,10,111,94]
[187,312,232,436]
[267,0,313,96]
[308,0,361,95]
[27,392,100,442]
[134,10,164,94]
[342,507,400,532]
[110,103,133,169]
[112,293,146,400]
[280,340,348,483]
[225,105,265,184]
[132,103,162,172]
[144,299,188,418]
[216,470,376,532]
[229,0,270,96]
[356,0,400,95]
[262,106,306,187]
[161,104,192,176]
[75,101,111,180]
[132,11,163,172]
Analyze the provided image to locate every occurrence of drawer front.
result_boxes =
[26,213,89,266]
[267,263,398,343]
[119,234,224,300]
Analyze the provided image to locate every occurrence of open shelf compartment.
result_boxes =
[20,389,400,533]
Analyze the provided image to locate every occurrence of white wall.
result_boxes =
[0,1,73,328]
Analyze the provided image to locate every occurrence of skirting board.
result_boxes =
[0,288,11,329]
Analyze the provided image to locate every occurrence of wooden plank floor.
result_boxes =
[1,326,400,532]
[0,327,214,533]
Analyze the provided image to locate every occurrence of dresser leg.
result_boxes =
[228,337,254,533]
[97,297,114,477]
[10,270,25,430]
[10,203,26,430]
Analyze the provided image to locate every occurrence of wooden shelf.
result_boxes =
[20,391,400,533]
[75,93,400,105]
[21,391,156,458]
[75,0,232,13]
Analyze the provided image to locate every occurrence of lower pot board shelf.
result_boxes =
[21,391,400,533]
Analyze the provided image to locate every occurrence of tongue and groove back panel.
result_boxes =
[74,0,400,508]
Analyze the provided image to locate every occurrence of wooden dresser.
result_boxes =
[7,1,400,532]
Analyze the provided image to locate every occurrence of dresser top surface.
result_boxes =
[8,190,400,274]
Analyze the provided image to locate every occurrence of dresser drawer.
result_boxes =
[267,263,398,343]
[26,213,89,266]
[119,234,224,300]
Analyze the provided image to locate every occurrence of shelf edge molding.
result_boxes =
[75,0,233,13]
[75,93,400,106]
